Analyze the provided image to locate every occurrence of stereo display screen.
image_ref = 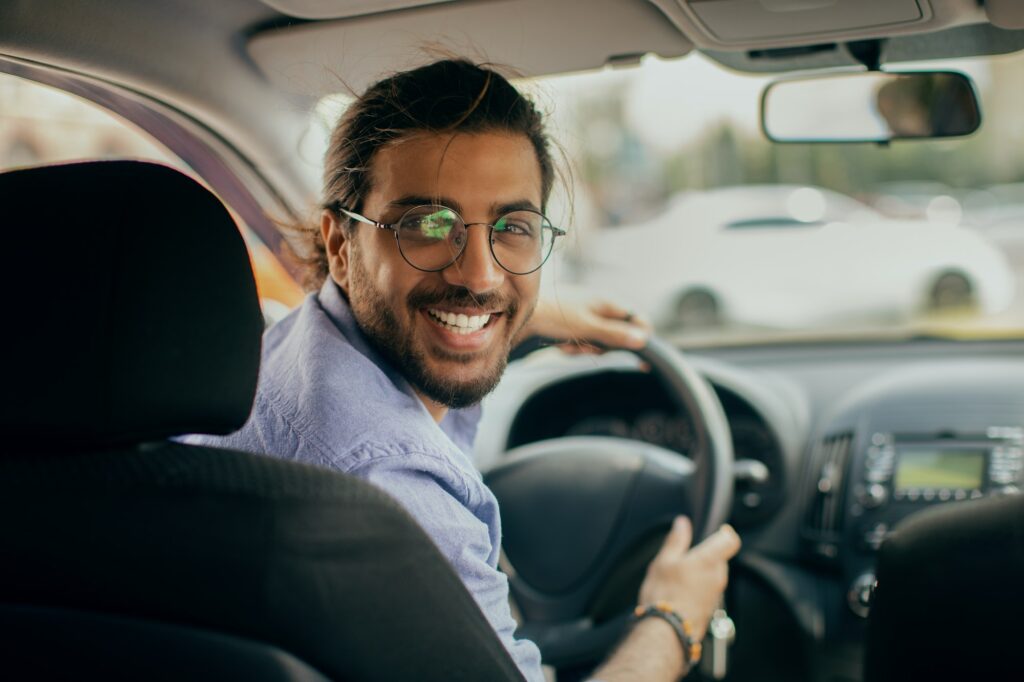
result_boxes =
[894,448,986,491]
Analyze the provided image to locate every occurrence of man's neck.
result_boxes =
[416,391,449,423]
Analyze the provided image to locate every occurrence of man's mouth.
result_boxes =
[426,308,500,335]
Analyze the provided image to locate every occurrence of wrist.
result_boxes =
[594,616,688,682]
[632,602,703,671]
[632,616,689,678]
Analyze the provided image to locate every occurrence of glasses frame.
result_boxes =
[333,203,565,275]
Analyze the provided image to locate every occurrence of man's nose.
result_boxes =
[442,225,505,293]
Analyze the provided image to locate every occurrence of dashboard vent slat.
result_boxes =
[804,432,853,552]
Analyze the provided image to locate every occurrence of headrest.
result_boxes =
[864,494,1024,681]
[1,161,263,451]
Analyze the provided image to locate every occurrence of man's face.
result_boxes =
[326,131,543,409]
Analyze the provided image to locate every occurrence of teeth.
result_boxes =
[428,309,491,333]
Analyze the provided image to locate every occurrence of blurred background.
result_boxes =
[5,48,1023,343]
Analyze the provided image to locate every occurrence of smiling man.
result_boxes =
[331,130,545,419]
[191,59,739,682]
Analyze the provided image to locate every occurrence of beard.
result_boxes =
[346,244,524,409]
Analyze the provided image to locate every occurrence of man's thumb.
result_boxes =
[656,516,693,558]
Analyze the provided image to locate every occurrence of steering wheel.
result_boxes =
[484,336,734,670]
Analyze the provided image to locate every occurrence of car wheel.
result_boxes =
[927,271,976,311]
[676,288,721,328]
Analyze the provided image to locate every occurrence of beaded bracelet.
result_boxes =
[632,602,703,666]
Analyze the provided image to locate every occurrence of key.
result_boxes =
[705,606,736,680]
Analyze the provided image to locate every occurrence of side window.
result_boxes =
[0,73,183,171]
[0,72,304,322]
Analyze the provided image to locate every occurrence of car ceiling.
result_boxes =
[3,0,1024,216]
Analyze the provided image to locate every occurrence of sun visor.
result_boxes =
[256,0,455,20]
[248,0,692,96]
[649,0,987,51]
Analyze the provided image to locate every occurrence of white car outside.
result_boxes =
[582,185,1015,330]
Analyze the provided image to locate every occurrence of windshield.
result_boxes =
[309,50,1024,346]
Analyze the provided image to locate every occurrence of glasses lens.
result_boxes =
[397,205,465,270]
[491,210,555,274]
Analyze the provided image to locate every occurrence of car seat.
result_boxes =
[864,492,1024,681]
[0,160,525,682]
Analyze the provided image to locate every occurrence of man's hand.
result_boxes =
[639,517,741,635]
[592,518,741,682]
[518,297,651,352]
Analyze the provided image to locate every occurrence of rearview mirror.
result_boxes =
[761,71,981,143]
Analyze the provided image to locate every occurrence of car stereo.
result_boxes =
[853,428,1023,547]
[844,428,1023,618]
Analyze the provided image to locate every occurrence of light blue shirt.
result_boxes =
[187,280,543,681]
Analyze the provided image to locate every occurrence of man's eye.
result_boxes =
[405,213,454,239]
[495,217,534,236]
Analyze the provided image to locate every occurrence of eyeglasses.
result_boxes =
[334,204,565,275]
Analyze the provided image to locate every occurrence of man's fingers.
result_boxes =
[690,524,742,562]
[586,302,652,344]
[591,301,652,326]
[540,298,653,354]
[656,516,694,559]
[590,300,631,318]
[559,319,648,353]
[593,320,650,349]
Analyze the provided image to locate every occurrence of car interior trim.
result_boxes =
[246,0,693,96]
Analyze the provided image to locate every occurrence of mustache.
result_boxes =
[407,286,517,316]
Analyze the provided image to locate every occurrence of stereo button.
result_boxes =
[862,483,888,508]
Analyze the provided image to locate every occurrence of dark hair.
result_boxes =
[294,58,558,290]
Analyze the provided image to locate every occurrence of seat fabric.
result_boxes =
[0,604,331,681]
[0,442,525,681]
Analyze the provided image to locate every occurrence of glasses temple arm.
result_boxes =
[336,207,393,231]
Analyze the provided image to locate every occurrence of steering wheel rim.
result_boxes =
[637,336,734,535]
[485,336,734,669]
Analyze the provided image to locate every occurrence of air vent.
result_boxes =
[803,431,853,558]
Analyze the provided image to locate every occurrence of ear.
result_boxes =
[322,209,353,294]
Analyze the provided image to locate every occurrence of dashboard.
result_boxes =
[502,370,787,528]
[476,338,1024,682]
